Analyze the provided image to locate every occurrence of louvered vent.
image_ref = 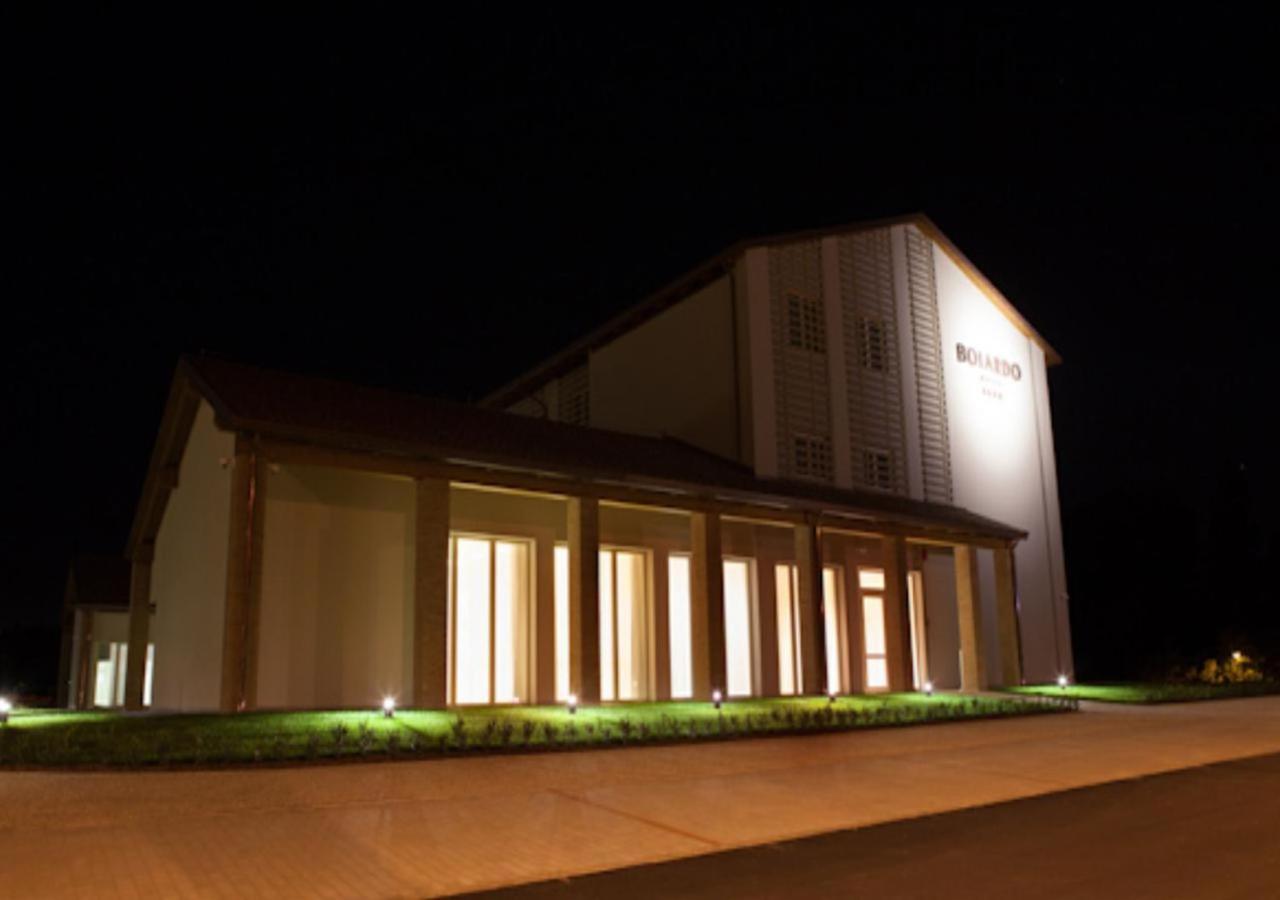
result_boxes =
[905,228,953,503]
[839,229,907,495]
[769,241,833,483]
[557,364,590,426]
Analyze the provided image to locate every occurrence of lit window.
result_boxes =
[823,566,844,694]
[554,545,569,702]
[723,559,756,697]
[775,564,802,695]
[858,568,886,591]
[863,593,888,690]
[450,536,531,705]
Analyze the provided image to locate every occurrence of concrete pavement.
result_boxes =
[475,750,1280,899]
[2,696,1279,898]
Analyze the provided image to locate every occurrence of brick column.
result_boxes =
[219,443,266,712]
[568,497,600,703]
[690,511,725,698]
[954,544,988,692]
[414,477,450,708]
[794,522,825,695]
[994,546,1023,687]
[124,556,152,710]
[882,535,913,691]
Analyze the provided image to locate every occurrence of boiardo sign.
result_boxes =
[956,342,1022,381]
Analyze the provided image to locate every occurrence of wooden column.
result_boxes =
[75,609,94,709]
[954,544,988,692]
[568,497,600,703]
[690,511,725,698]
[413,477,450,708]
[123,556,152,710]
[882,535,913,692]
[533,531,557,705]
[993,546,1023,687]
[651,552,671,700]
[794,521,825,695]
[219,442,266,712]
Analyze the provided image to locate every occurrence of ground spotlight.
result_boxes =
[0,697,10,725]
[923,680,934,697]
[1057,674,1069,690]
[567,693,578,715]
[828,688,838,704]
[382,696,396,718]
[712,689,723,710]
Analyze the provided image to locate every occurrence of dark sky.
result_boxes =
[6,11,1278,679]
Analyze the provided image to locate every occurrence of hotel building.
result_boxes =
[101,214,1071,712]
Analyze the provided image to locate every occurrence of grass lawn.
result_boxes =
[0,692,1070,769]
[1006,682,1280,705]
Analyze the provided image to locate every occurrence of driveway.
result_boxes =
[1,696,1278,898]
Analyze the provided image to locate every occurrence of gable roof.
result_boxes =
[482,212,1061,409]
[127,354,1027,559]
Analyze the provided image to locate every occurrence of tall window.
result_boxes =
[668,554,693,699]
[599,548,650,701]
[723,558,756,697]
[786,291,826,353]
[856,315,888,372]
[91,642,154,708]
[449,536,531,705]
[775,564,803,695]
[823,566,846,694]
[859,567,889,690]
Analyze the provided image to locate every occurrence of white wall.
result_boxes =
[258,465,415,709]
[151,400,234,711]
[589,275,742,461]
[932,236,1072,682]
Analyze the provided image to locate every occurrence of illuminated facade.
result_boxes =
[109,214,1069,713]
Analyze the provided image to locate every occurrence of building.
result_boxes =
[110,213,1070,713]
[56,555,155,709]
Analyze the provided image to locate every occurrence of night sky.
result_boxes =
[6,11,1277,693]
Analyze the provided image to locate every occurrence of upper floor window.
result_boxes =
[861,448,894,491]
[794,434,833,482]
[856,316,888,372]
[786,292,826,354]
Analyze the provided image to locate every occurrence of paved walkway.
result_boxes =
[1,697,1279,898]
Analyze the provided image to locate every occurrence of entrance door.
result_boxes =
[449,535,532,705]
[599,548,651,701]
[859,567,889,691]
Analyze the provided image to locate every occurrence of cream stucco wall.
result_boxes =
[151,400,234,711]
[589,275,742,461]
[933,239,1072,682]
[258,465,416,709]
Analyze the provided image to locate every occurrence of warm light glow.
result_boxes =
[723,560,754,697]
[863,594,889,690]
[567,692,578,713]
[828,688,837,704]
[923,680,935,696]
[1057,674,1069,688]
[823,566,843,695]
[858,568,886,591]
[1232,651,1244,662]
[452,536,530,705]
[775,564,801,695]
[382,696,396,717]
[0,697,11,714]
[554,545,569,702]
[712,688,723,709]
[668,555,693,700]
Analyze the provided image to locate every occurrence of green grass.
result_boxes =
[1006,681,1280,705]
[0,692,1070,769]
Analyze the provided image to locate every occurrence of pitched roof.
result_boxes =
[482,212,1060,409]
[135,355,1025,547]
[65,555,130,610]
